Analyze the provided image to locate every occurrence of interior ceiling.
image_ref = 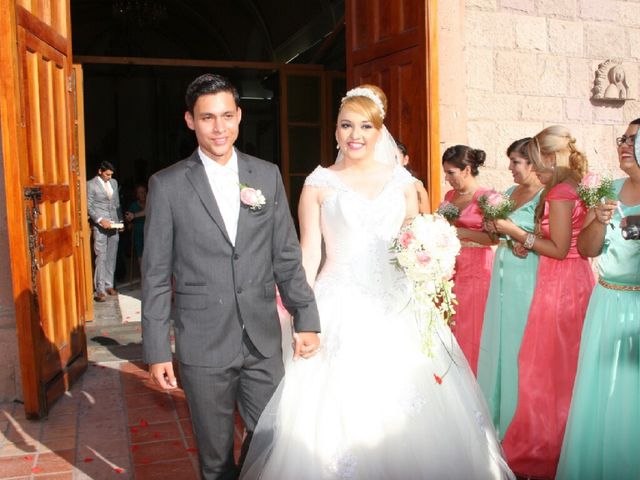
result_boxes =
[71,0,345,65]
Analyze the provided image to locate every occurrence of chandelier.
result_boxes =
[112,0,168,29]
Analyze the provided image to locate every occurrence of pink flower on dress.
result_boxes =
[240,185,266,210]
[399,231,415,248]
[580,172,601,189]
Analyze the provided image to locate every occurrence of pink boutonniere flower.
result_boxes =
[240,184,266,210]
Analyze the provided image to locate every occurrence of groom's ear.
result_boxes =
[184,111,195,131]
[236,106,242,124]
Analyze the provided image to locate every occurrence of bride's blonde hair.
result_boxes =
[339,84,387,129]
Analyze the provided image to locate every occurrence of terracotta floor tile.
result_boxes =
[122,379,164,396]
[73,454,131,479]
[33,471,74,479]
[33,436,76,453]
[131,439,189,465]
[40,423,77,441]
[130,420,181,445]
[173,399,191,419]
[0,441,39,457]
[79,437,130,459]
[0,454,37,477]
[179,418,194,438]
[134,457,199,480]
[124,391,171,410]
[34,449,75,474]
[127,405,176,426]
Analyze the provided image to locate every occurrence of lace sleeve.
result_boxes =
[304,166,334,188]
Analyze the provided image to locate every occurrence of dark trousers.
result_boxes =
[179,333,284,480]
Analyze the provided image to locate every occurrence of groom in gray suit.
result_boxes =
[87,161,123,302]
[142,74,320,480]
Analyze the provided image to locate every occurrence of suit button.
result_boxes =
[233,253,240,260]
[236,288,243,294]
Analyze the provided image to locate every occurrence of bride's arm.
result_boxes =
[298,185,323,288]
[404,183,420,223]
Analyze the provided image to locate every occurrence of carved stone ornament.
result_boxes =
[592,59,631,101]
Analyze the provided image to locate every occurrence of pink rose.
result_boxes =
[399,231,415,248]
[240,186,266,210]
[416,251,431,265]
[581,172,601,189]
[486,191,504,207]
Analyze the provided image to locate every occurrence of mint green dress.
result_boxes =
[557,178,640,480]
[477,186,541,439]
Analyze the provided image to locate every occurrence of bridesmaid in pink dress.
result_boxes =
[496,126,595,479]
[441,145,496,375]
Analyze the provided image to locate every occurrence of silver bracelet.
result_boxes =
[523,233,536,250]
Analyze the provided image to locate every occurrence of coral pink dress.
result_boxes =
[502,182,595,479]
[446,188,494,375]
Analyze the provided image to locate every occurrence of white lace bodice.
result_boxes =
[304,165,415,302]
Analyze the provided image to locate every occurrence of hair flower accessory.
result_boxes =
[342,87,385,119]
[239,184,266,210]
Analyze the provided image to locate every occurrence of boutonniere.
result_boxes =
[239,184,266,210]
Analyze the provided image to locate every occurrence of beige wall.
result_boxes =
[438,0,640,195]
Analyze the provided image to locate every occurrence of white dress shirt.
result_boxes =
[200,147,240,245]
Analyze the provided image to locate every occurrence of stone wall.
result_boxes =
[438,0,640,193]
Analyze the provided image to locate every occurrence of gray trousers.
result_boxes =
[179,332,284,480]
[92,225,119,293]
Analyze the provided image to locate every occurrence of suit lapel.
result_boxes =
[235,151,255,250]
[185,151,232,245]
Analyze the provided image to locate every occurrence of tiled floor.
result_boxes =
[0,282,243,479]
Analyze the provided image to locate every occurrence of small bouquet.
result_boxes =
[390,214,461,355]
[576,172,615,209]
[436,201,460,224]
[478,190,515,221]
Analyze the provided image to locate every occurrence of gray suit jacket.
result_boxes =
[141,149,320,367]
[87,176,123,225]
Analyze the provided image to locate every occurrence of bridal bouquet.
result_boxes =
[478,190,515,221]
[436,201,460,224]
[390,214,461,355]
[576,172,615,208]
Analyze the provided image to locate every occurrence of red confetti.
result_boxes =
[139,419,149,427]
[23,455,33,461]
[186,447,198,453]
[130,426,139,433]
[114,467,125,474]
[83,457,94,463]
[153,432,162,439]
[172,441,182,446]
[131,445,140,451]
[434,374,443,385]
[141,457,152,464]
[32,467,42,473]
[102,331,109,336]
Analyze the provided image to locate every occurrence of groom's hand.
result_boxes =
[293,332,320,361]
[149,361,178,389]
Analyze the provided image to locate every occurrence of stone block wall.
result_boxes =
[438,0,640,193]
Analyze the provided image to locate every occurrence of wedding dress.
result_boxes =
[241,165,514,480]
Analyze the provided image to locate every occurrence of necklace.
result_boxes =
[457,190,473,196]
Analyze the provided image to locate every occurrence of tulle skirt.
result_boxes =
[241,274,514,480]
[451,246,494,375]
[502,255,594,479]
[556,283,640,480]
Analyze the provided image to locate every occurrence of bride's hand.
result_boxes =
[292,332,321,360]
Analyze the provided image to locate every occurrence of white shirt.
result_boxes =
[200,147,240,245]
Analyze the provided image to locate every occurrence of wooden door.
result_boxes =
[346,0,441,208]
[0,0,88,418]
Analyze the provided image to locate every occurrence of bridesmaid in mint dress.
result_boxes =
[441,145,497,375]
[477,138,543,439]
[557,119,640,480]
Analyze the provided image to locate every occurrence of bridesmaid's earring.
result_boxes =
[336,144,340,150]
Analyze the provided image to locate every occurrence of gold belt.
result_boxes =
[598,277,640,291]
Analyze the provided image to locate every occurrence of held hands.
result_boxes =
[511,241,529,258]
[149,361,178,390]
[292,331,321,361]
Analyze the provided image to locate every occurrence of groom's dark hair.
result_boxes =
[185,73,240,114]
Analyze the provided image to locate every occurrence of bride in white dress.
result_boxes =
[240,85,514,479]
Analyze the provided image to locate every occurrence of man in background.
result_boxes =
[87,160,123,302]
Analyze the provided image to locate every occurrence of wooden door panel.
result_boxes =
[9,2,88,418]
